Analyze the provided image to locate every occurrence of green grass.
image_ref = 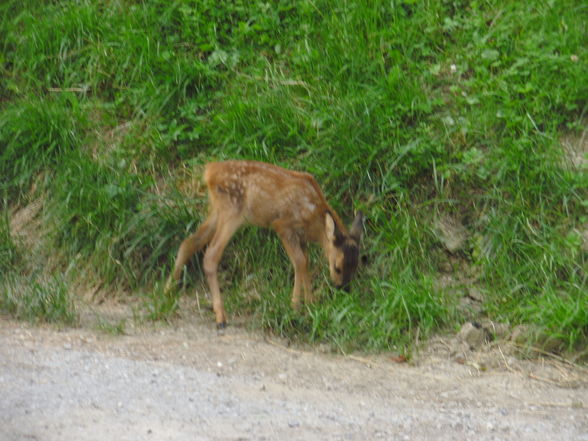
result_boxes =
[96,318,127,336]
[0,95,87,200]
[0,274,78,326]
[0,207,19,272]
[1,0,586,353]
[141,282,181,322]
[0,209,78,325]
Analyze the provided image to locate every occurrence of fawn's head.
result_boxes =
[324,211,364,290]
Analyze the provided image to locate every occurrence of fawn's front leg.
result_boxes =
[273,222,312,310]
[202,215,242,329]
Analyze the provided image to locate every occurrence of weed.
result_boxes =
[142,282,181,322]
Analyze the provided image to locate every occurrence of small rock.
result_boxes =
[481,320,509,339]
[435,216,468,254]
[467,287,486,303]
[458,322,487,350]
[510,325,530,345]
[459,296,484,318]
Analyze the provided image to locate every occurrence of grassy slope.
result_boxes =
[1,0,586,353]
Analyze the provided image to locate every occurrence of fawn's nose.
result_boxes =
[335,283,351,293]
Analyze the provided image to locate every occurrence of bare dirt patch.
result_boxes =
[1,301,587,441]
[561,119,588,171]
[9,198,43,248]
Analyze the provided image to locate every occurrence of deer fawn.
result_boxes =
[167,160,363,329]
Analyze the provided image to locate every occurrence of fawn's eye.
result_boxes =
[335,267,342,274]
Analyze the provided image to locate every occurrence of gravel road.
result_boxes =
[1,311,587,441]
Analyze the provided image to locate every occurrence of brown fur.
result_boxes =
[167,160,363,328]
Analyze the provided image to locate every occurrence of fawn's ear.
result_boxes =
[349,211,364,242]
[325,212,336,243]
